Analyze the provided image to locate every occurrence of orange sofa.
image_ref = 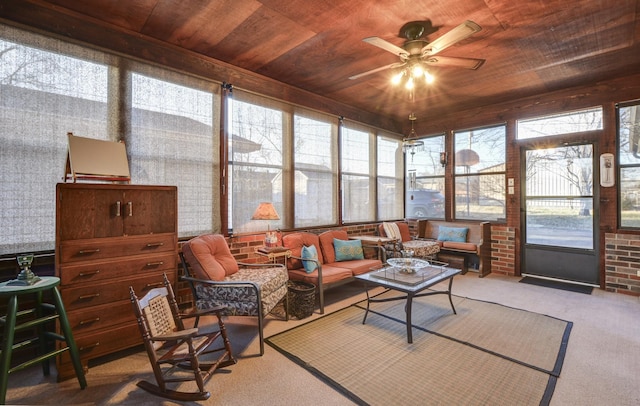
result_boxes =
[282,229,383,314]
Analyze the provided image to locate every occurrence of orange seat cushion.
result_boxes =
[288,263,353,286]
[182,234,239,281]
[442,241,477,252]
[396,222,412,242]
[325,259,382,276]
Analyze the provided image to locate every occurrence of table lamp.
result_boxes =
[251,202,280,248]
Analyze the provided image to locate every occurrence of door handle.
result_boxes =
[127,201,133,216]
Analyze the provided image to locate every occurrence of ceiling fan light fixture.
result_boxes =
[391,71,404,85]
[403,113,422,157]
[424,71,434,84]
[351,20,483,87]
[411,64,424,78]
[405,77,414,90]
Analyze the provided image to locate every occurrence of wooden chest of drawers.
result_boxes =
[55,183,178,381]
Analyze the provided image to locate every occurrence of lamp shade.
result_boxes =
[251,202,280,220]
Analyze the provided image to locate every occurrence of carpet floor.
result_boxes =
[267,291,572,406]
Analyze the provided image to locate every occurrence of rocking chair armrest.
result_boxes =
[153,327,198,341]
[179,306,226,320]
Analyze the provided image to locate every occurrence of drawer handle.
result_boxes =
[78,293,100,300]
[80,342,100,351]
[79,317,100,325]
[146,261,164,267]
[78,249,100,255]
[78,270,100,277]
[146,242,164,248]
[145,282,164,289]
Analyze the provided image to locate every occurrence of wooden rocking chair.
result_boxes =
[129,274,236,401]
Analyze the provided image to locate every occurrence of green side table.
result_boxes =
[0,276,86,404]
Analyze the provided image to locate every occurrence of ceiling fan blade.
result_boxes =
[424,55,485,70]
[422,20,481,56]
[362,37,409,58]
[349,62,405,80]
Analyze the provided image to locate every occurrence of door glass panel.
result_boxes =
[526,198,593,249]
[525,145,594,249]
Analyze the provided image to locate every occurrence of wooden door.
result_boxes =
[57,185,124,240]
[122,187,177,236]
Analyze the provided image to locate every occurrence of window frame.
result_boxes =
[617,100,640,229]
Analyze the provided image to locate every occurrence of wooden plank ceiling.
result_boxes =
[2,0,640,130]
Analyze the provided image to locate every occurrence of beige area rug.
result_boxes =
[266,292,572,406]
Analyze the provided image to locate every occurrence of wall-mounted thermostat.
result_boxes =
[600,153,615,187]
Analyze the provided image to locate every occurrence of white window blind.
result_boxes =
[377,134,403,220]
[341,122,375,222]
[293,110,338,227]
[0,25,110,255]
[129,69,220,237]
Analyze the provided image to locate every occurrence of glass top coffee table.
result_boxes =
[355,259,461,343]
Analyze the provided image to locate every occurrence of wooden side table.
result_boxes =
[255,247,291,264]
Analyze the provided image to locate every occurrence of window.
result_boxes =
[405,135,445,219]
[377,134,403,220]
[454,125,506,221]
[293,111,338,227]
[130,71,219,237]
[341,123,374,222]
[517,107,603,139]
[0,22,406,256]
[618,101,640,228]
[0,26,110,255]
[228,93,285,234]
[0,23,222,255]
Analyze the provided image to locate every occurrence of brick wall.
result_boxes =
[604,233,640,296]
[491,225,516,276]
[227,223,381,263]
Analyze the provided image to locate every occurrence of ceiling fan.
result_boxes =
[349,20,484,82]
